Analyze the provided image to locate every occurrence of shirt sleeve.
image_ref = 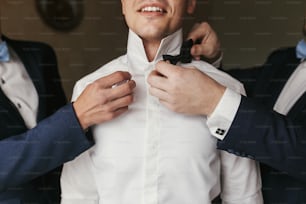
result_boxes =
[207,88,241,140]
[220,150,263,204]
[60,150,99,204]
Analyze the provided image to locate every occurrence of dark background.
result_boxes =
[1,0,305,98]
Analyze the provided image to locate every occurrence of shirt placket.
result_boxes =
[143,66,161,204]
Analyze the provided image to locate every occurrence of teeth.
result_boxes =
[141,6,163,12]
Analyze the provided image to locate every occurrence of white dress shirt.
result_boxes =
[61,29,263,204]
[0,41,38,128]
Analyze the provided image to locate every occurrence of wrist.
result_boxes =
[206,85,226,116]
[206,88,242,139]
[72,102,89,130]
[201,50,222,64]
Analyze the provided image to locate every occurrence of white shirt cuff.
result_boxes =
[207,88,241,140]
[211,52,223,68]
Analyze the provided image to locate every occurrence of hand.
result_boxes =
[147,61,225,116]
[187,22,221,62]
[73,71,136,129]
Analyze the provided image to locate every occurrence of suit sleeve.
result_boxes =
[217,96,306,181]
[224,66,263,96]
[0,104,93,192]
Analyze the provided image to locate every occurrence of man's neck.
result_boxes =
[141,29,183,62]
[126,29,183,64]
[143,39,161,62]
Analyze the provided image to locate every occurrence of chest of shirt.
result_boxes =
[92,70,216,158]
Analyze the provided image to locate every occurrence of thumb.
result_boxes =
[191,44,205,58]
[155,61,183,78]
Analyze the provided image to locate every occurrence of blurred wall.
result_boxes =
[1,0,305,98]
[1,0,127,99]
[202,0,306,68]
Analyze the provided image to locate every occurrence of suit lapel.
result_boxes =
[255,48,301,110]
[266,48,306,120]
[287,89,306,120]
[272,51,300,106]
[276,52,306,119]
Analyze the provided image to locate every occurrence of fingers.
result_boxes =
[187,22,221,60]
[147,61,185,92]
[91,91,134,124]
[95,71,132,88]
[147,69,169,91]
[102,94,134,112]
[111,107,129,119]
[148,86,170,102]
[73,72,136,129]
[186,22,211,43]
[191,42,219,59]
[88,106,129,125]
[108,80,136,101]
[190,44,205,60]
[153,61,183,78]
[104,106,129,122]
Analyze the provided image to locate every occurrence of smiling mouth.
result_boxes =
[140,6,166,13]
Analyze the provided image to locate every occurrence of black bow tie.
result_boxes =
[163,39,193,65]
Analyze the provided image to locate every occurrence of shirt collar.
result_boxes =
[127,28,183,69]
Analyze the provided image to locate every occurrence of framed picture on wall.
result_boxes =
[36,0,84,31]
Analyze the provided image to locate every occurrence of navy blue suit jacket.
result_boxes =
[218,47,306,203]
[0,37,92,203]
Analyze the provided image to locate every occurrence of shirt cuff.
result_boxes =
[207,88,241,140]
[211,52,223,68]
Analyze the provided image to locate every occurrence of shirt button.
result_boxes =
[17,103,22,109]
[1,77,5,84]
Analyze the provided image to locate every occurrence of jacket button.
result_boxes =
[1,77,5,84]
